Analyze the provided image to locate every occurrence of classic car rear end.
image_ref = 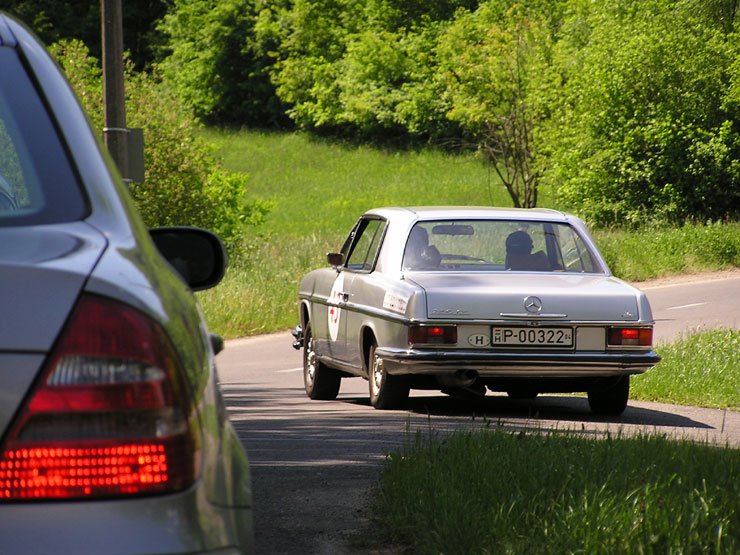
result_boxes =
[296,207,660,416]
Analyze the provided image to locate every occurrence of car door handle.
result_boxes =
[340,292,350,302]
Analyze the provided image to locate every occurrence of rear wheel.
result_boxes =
[368,343,409,409]
[587,376,630,416]
[303,323,341,400]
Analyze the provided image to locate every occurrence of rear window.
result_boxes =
[403,219,604,273]
[0,48,86,225]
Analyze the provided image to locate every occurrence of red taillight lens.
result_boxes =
[0,295,198,501]
[409,325,457,345]
[608,327,653,347]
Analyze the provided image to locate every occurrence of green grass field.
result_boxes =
[198,129,739,337]
[632,328,739,409]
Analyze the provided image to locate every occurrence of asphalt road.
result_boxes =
[217,270,740,554]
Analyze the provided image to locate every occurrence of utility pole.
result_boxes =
[101,0,128,180]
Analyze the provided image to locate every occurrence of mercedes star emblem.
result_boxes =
[523,295,543,314]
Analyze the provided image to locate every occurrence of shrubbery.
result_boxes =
[158,0,739,227]
[544,0,740,226]
[50,40,268,252]
[157,0,290,127]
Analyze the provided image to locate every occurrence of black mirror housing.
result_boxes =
[150,227,227,291]
[327,252,344,267]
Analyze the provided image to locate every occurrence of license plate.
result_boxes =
[492,327,573,347]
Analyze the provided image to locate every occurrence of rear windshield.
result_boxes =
[403,219,604,274]
[0,48,86,225]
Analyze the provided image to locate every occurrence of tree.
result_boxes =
[2,0,167,70]
[437,3,555,207]
[158,0,290,126]
[544,0,739,226]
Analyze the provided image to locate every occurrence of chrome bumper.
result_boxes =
[374,347,661,378]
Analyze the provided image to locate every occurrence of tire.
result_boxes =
[587,376,630,416]
[368,343,409,409]
[303,323,341,400]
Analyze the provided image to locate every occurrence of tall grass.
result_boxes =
[198,129,739,337]
[633,329,740,409]
[372,429,739,554]
[597,222,740,281]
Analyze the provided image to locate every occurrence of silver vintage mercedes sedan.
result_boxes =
[293,207,660,416]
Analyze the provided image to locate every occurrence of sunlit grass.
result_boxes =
[371,429,739,554]
[633,329,740,409]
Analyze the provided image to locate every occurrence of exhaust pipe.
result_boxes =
[437,369,479,388]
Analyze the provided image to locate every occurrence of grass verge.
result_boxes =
[366,330,739,553]
[371,429,739,554]
[633,328,740,410]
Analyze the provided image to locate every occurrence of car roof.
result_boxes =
[365,206,570,225]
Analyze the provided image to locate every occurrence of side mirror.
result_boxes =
[150,227,227,291]
[327,252,344,268]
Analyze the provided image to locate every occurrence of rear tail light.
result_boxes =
[0,295,199,501]
[608,327,653,347]
[409,324,457,345]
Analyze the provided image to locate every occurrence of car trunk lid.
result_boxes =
[409,273,640,322]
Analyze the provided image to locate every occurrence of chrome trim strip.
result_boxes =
[499,313,568,319]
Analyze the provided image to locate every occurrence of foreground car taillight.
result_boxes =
[0,295,198,501]
[409,324,458,345]
[607,327,653,347]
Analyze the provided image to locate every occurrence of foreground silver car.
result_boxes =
[294,207,660,416]
[0,14,253,554]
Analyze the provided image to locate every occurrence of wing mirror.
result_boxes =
[150,227,227,291]
[327,252,344,268]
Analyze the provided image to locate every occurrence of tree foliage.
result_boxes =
[2,0,167,70]
[438,3,556,207]
[49,40,269,252]
[25,0,739,225]
[157,0,290,126]
[544,0,740,226]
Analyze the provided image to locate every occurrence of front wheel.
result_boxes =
[303,323,341,400]
[368,343,409,409]
[587,376,630,416]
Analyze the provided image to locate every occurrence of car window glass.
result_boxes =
[345,218,385,271]
[555,224,599,272]
[403,220,603,273]
[0,49,86,225]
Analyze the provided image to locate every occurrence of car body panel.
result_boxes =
[0,224,106,352]
[0,13,253,554]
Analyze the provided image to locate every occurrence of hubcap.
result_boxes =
[305,338,317,386]
[371,354,383,396]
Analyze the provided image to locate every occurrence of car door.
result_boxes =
[331,216,387,366]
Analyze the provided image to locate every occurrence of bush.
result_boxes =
[49,39,268,253]
[157,0,290,127]
[544,0,739,226]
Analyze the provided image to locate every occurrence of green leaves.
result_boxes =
[546,0,739,226]
[51,39,267,254]
[150,0,739,225]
